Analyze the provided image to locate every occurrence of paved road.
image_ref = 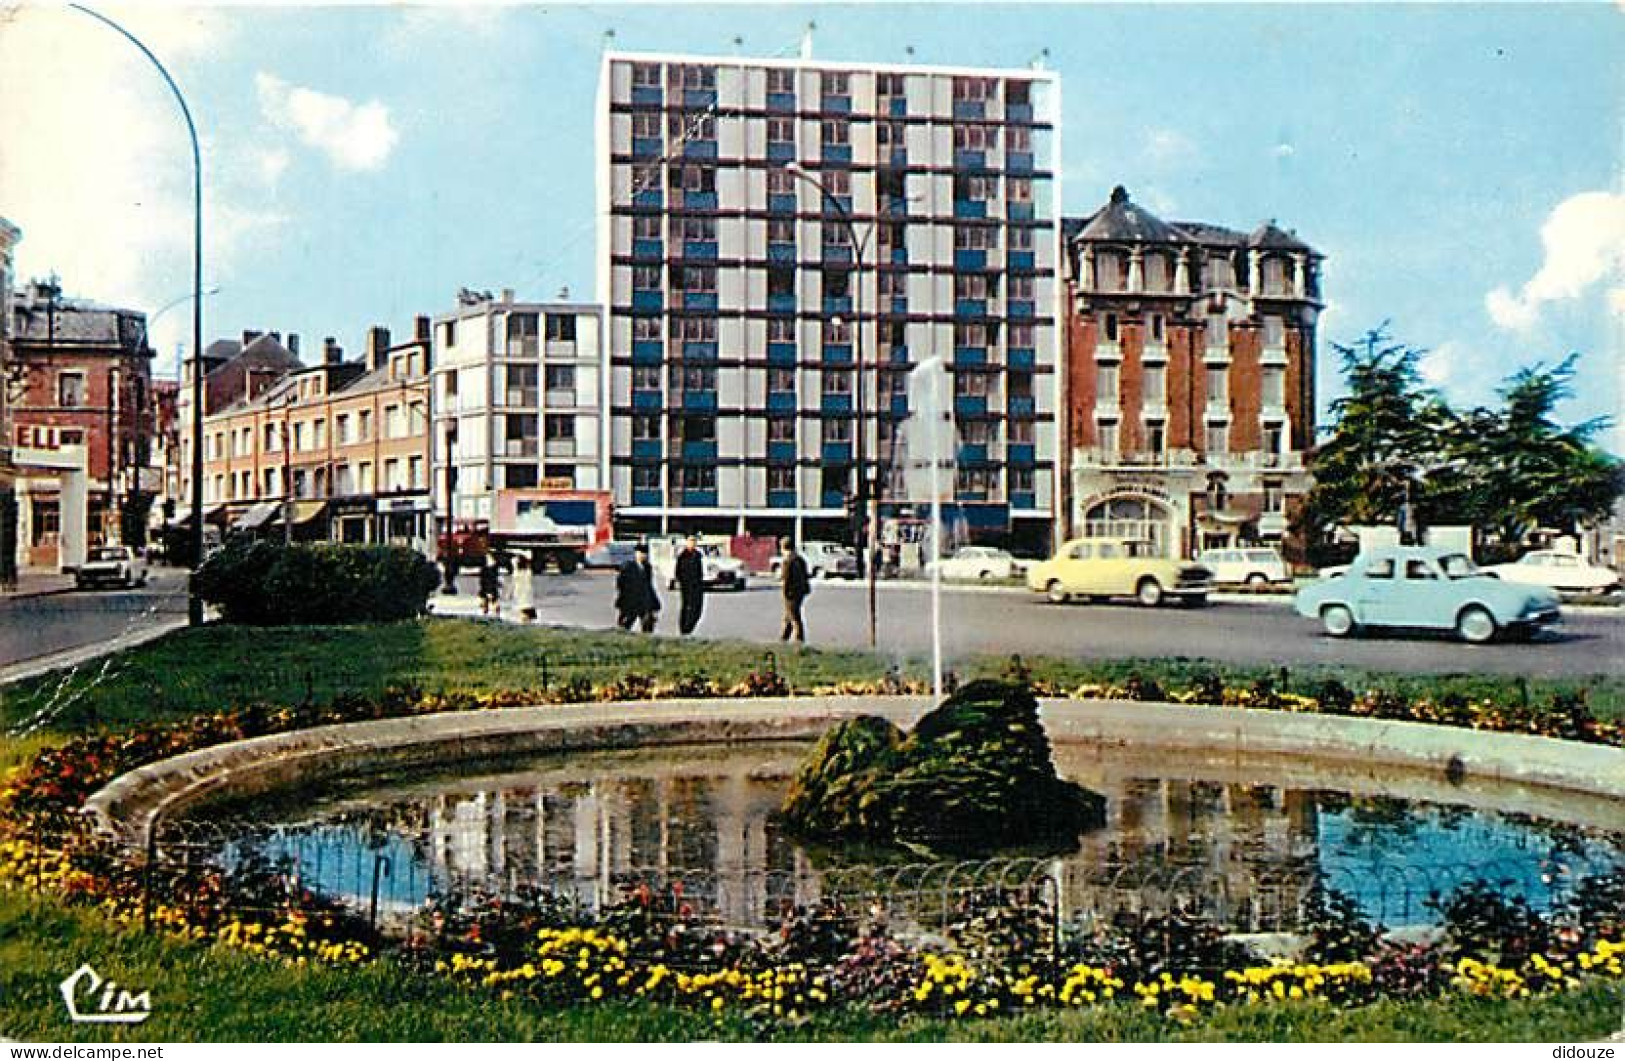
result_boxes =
[500,570,1625,678]
[0,568,191,669]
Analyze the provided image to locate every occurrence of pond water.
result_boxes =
[225,741,1625,933]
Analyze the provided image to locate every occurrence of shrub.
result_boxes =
[194,540,439,625]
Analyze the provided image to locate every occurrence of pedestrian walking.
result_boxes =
[778,536,811,643]
[615,543,661,632]
[512,553,537,623]
[675,535,706,635]
[478,554,502,617]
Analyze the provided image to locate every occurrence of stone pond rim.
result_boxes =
[82,695,1625,849]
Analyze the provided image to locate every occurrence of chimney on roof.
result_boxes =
[366,326,392,372]
[287,333,300,358]
[323,337,341,365]
[414,315,430,343]
[242,329,263,346]
[501,288,515,305]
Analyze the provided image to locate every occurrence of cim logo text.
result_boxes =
[59,964,152,1024]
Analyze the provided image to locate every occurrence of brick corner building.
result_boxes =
[1062,186,1322,561]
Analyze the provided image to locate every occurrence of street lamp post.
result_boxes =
[72,4,205,624]
[783,162,878,648]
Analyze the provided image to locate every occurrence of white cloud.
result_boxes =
[1486,190,1625,331]
[255,73,398,173]
[1143,128,1200,171]
[1418,339,1469,392]
[1273,142,1296,159]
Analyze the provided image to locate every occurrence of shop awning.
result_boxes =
[290,501,327,525]
[234,501,281,531]
[171,505,226,527]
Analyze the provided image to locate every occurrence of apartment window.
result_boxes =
[335,414,351,445]
[632,465,660,491]
[631,163,660,193]
[1205,254,1235,289]
[358,461,374,493]
[1143,363,1166,404]
[1147,313,1166,342]
[633,365,662,390]
[822,318,852,344]
[952,76,995,101]
[768,416,796,442]
[1094,249,1126,291]
[877,221,904,254]
[1098,363,1120,402]
[56,371,85,408]
[954,174,997,202]
[263,468,277,495]
[877,271,906,299]
[679,366,716,392]
[767,218,796,244]
[877,121,906,147]
[954,225,999,251]
[766,117,795,144]
[1007,80,1031,105]
[821,118,849,146]
[632,413,660,440]
[767,168,795,195]
[384,458,402,492]
[1101,313,1119,343]
[1006,125,1032,152]
[877,72,906,97]
[385,404,406,439]
[673,264,716,292]
[956,468,997,495]
[954,274,991,300]
[954,370,993,397]
[631,63,661,88]
[822,223,852,253]
[1263,478,1285,513]
[631,112,661,139]
[822,417,851,443]
[820,71,849,98]
[952,124,994,151]
[1006,176,1033,204]
[1262,256,1288,296]
[1008,324,1035,350]
[546,365,576,394]
[667,112,715,141]
[674,317,716,342]
[441,320,457,347]
[1206,365,1228,402]
[1263,315,1286,348]
[1263,422,1286,456]
[1008,370,1034,400]
[505,465,538,489]
[358,409,372,440]
[767,68,796,94]
[1009,418,1035,444]
[676,465,716,492]
[633,316,662,341]
[768,368,796,393]
[1144,253,1170,291]
[409,456,425,488]
[545,314,577,341]
[507,313,539,353]
[545,416,576,441]
[633,215,661,241]
[767,318,796,342]
[1206,314,1228,351]
[1205,422,1229,454]
[1009,225,1034,251]
[667,164,715,192]
[293,422,307,452]
[1145,421,1166,454]
[1262,367,1286,407]
[668,64,715,90]
[823,268,850,298]
[768,266,796,297]
[960,419,996,445]
[633,265,662,291]
[768,466,796,492]
[822,370,852,395]
[265,423,279,451]
[1097,420,1119,455]
[821,169,851,197]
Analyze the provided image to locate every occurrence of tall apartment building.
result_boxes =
[430,291,605,528]
[1062,186,1322,560]
[596,51,1062,553]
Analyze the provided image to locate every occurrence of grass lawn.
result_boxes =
[3,618,1623,737]
[2,890,1620,1043]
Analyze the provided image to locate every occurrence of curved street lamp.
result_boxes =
[782,161,878,648]
[70,3,206,625]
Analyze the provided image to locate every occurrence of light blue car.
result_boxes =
[1294,546,1561,644]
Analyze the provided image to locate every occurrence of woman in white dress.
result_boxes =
[512,553,537,622]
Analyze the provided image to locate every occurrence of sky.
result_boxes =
[1,2,1621,449]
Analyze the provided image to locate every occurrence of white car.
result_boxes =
[650,539,748,591]
[926,546,1023,581]
[1196,547,1292,587]
[76,545,148,589]
[770,541,860,580]
[1487,550,1621,595]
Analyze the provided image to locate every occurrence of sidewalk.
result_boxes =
[0,569,76,600]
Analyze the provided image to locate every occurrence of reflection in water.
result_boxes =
[251,742,1625,932]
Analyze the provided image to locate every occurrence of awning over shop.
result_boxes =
[234,501,281,531]
[171,505,226,527]
[290,501,327,526]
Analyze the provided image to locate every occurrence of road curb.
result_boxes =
[0,585,77,603]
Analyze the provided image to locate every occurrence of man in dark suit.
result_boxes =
[675,535,706,635]
[615,543,661,632]
[778,536,811,643]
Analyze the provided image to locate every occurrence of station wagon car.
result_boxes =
[1486,550,1621,596]
[926,546,1024,581]
[1025,538,1212,607]
[1294,546,1560,643]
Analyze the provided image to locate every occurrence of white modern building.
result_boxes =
[596,50,1063,553]
[430,291,605,527]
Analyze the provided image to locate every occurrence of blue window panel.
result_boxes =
[889,148,909,167]
[890,297,909,314]
[954,346,987,366]
[632,290,664,311]
[1008,202,1036,222]
[767,293,798,314]
[631,87,663,106]
[633,488,663,507]
[682,391,718,412]
[632,137,663,157]
[1008,300,1036,319]
[767,391,798,412]
[684,191,718,210]
[822,144,852,165]
[954,149,987,169]
[768,193,797,213]
[956,490,989,502]
[821,344,852,365]
[821,394,853,414]
[889,346,910,364]
[1006,103,1034,122]
[955,299,988,317]
[822,295,852,315]
[1008,396,1036,417]
[1007,250,1035,270]
[633,190,663,208]
[683,490,718,507]
[1008,444,1036,465]
[954,395,988,416]
[953,199,987,219]
[821,96,852,114]
[684,141,718,160]
[1011,491,1037,511]
[821,444,853,466]
[822,245,854,265]
[684,241,719,260]
[885,195,909,216]
[767,342,797,365]
[952,100,986,119]
[954,249,987,270]
[1008,348,1036,369]
[768,441,797,463]
[891,248,910,264]
[632,390,664,410]
[632,439,664,460]
[683,341,718,360]
[888,97,907,117]
[1007,152,1035,173]
[767,142,796,162]
[684,89,717,109]
[632,340,663,363]
[767,92,796,111]
[890,395,909,414]
[767,243,797,263]
[632,238,664,259]
[682,441,718,462]
[682,292,719,311]
[962,502,1010,528]
[768,490,798,509]
[822,489,847,509]
[958,444,989,464]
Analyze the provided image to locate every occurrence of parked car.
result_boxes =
[1196,547,1291,587]
[1025,539,1212,607]
[583,540,639,570]
[649,538,747,591]
[75,545,148,589]
[926,546,1024,581]
[1486,550,1622,595]
[1294,546,1561,643]
[770,541,859,580]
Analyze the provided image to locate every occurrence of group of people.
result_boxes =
[613,536,812,643]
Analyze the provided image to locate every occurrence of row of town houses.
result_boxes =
[0,49,1326,576]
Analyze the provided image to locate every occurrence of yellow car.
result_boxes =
[1025,538,1214,607]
